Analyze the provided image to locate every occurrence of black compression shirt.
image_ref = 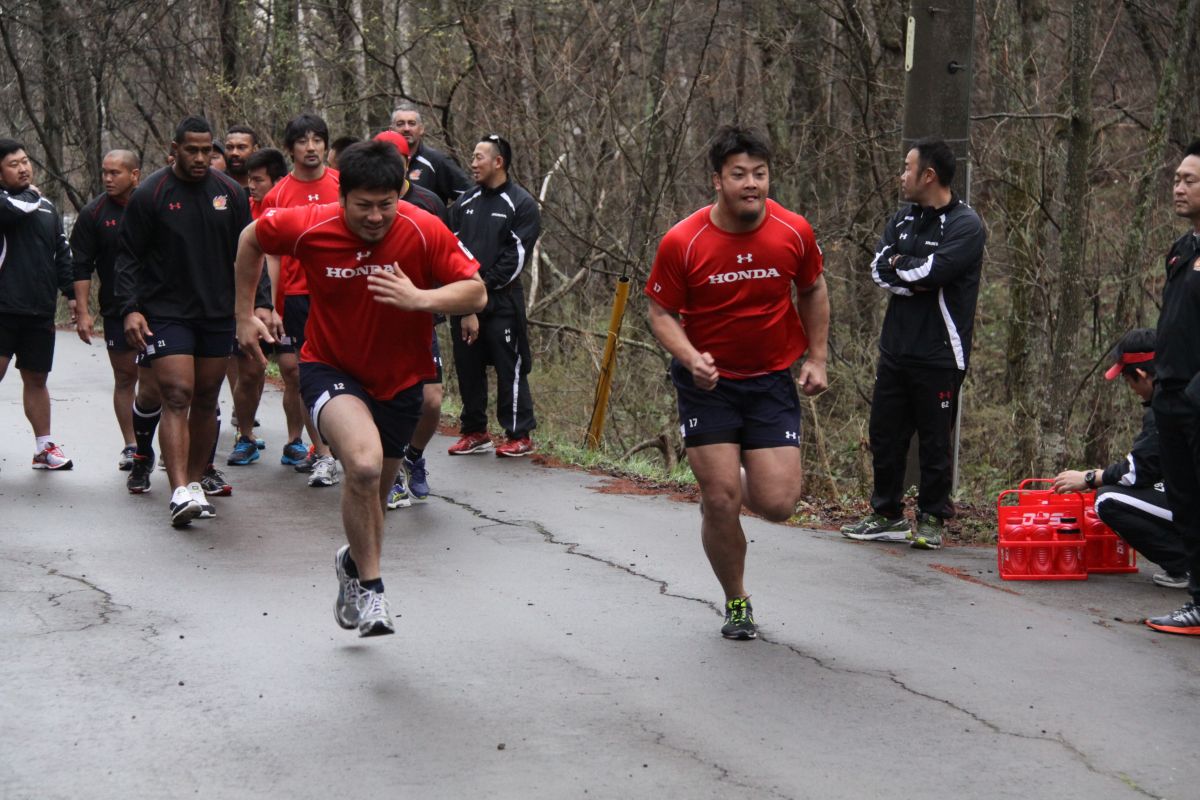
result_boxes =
[112,166,251,320]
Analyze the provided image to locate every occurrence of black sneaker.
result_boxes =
[721,597,757,640]
[840,513,910,542]
[1145,602,1200,635]
[200,465,233,496]
[127,452,153,494]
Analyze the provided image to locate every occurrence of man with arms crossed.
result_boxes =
[841,138,985,549]
[72,149,142,470]
[235,141,485,637]
[645,126,829,640]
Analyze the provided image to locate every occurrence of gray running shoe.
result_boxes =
[386,471,411,510]
[721,597,757,640]
[309,455,340,487]
[841,513,910,541]
[334,545,365,630]
[910,513,943,550]
[1145,601,1200,635]
[356,587,395,637]
[1152,571,1190,589]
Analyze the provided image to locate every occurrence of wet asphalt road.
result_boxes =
[1,332,1198,799]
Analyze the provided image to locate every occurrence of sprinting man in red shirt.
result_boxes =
[233,140,486,637]
[645,126,830,640]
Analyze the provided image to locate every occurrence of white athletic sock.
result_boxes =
[35,435,52,452]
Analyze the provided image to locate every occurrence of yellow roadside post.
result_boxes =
[585,276,632,449]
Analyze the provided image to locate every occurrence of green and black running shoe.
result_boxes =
[840,513,910,542]
[909,513,944,550]
[721,597,757,640]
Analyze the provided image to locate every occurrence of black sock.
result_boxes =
[404,444,423,461]
[207,406,221,467]
[133,401,161,458]
[360,577,384,593]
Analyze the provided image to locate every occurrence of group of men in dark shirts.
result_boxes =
[3,114,1200,640]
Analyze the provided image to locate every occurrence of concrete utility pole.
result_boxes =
[899,2,977,493]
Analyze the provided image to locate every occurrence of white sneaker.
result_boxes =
[169,486,202,527]
[1152,571,1190,589]
[355,587,395,637]
[32,442,73,470]
[309,455,340,487]
[188,481,216,519]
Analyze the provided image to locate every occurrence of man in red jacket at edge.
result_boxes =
[233,141,486,637]
[645,126,830,641]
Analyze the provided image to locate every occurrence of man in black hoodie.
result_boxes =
[0,139,75,470]
[841,138,985,550]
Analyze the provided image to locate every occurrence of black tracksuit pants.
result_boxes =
[869,356,963,520]
[1094,484,1189,577]
[451,288,536,439]
[1150,387,1200,600]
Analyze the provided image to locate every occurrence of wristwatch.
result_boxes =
[1084,470,1096,489]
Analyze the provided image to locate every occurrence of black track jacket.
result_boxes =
[1100,405,1162,488]
[449,178,540,304]
[870,195,986,370]
[1154,232,1200,397]
[409,143,471,206]
[0,187,73,318]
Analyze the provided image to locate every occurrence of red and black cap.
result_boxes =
[1104,328,1155,380]
[372,129,411,158]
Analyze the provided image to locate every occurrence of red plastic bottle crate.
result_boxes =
[1079,493,1138,574]
[997,480,1088,581]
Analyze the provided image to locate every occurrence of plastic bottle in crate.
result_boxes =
[1031,513,1055,574]
[1007,524,1030,573]
[1056,516,1083,574]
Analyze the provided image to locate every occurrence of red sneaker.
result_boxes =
[495,436,534,458]
[448,432,493,455]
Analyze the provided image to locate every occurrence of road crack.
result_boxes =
[435,492,1160,799]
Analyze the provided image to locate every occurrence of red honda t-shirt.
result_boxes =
[255,202,480,399]
[645,199,823,378]
[260,169,341,304]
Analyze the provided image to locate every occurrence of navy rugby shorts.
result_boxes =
[669,359,801,449]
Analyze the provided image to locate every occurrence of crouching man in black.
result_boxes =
[1053,329,1188,588]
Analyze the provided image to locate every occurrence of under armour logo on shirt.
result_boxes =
[736,253,753,264]
[104,219,117,227]
[308,194,320,202]
[785,431,797,440]
[168,202,181,211]
[355,250,371,262]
